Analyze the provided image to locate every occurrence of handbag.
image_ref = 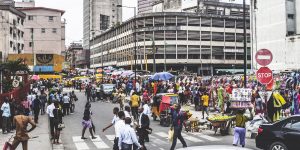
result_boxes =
[56,109,65,129]
[168,128,174,142]
[58,123,65,129]
[146,128,152,134]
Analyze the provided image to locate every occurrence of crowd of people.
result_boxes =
[1,71,300,149]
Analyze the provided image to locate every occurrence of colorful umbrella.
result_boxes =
[32,75,39,80]
[150,72,174,81]
[121,71,134,77]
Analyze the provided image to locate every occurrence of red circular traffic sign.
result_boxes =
[255,49,273,66]
[256,67,273,85]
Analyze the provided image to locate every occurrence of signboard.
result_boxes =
[255,49,273,66]
[256,67,273,85]
[12,80,19,88]
[36,54,53,65]
[231,88,252,101]
[230,88,253,108]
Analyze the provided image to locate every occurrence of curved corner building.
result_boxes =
[90,10,251,75]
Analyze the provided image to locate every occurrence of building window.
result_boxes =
[288,14,294,19]
[49,16,54,22]
[29,42,33,47]
[41,28,45,33]
[287,31,295,36]
[28,16,33,20]
[52,28,57,33]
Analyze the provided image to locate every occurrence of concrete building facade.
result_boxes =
[0,1,26,62]
[16,7,65,55]
[90,10,251,75]
[83,0,122,51]
[255,0,300,70]
[66,42,90,69]
[138,0,154,14]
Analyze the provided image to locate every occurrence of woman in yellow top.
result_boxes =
[130,92,140,120]
[201,92,209,119]
[233,109,253,147]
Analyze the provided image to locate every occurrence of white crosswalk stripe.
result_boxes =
[70,132,221,149]
[73,136,89,150]
[74,142,90,150]
[154,132,169,138]
[90,135,110,149]
[182,133,203,142]
[105,134,115,141]
[194,133,220,141]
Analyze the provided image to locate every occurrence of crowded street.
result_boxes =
[1,0,300,150]
[59,89,257,150]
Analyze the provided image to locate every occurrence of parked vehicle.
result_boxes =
[98,84,116,101]
[256,115,300,150]
[151,93,179,127]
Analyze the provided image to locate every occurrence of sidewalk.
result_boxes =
[0,115,52,150]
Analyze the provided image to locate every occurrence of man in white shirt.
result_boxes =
[62,93,70,115]
[114,111,125,150]
[103,107,119,132]
[124,106,131,118]
[118,117,143,150]
[142,101,151,117]
[46,101,55,139]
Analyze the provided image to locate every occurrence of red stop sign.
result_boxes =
[256,67,273,85]
[255,49,273,66]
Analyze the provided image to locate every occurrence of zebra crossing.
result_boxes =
[68,131,221,150]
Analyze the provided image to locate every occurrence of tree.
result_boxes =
[1,59,29,93]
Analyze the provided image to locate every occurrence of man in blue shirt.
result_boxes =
[1,97,11,134]
[170,104,187,150]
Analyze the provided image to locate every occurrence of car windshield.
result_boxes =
[104,85,114,90]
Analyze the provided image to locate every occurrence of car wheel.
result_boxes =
[269,142,288,150]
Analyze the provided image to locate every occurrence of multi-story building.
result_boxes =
[16,6,65,55]
[0,1,26,62]
[255,0,300,70]
[66,42,90,69]
[138,0,154,14]
[90,1,251,75]
[83,0,122,51]
[15,0,35,8]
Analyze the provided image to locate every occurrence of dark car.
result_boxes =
[256,115,300,150]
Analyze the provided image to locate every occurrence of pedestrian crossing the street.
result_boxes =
[68,131,221,150]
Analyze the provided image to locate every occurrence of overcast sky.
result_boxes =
[34,0,246,45]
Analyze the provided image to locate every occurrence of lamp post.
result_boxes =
[242,0,247,88]
[164,41,167,72]
[229,0,247,87]
[200,59,203,76]
[117,5,137,82]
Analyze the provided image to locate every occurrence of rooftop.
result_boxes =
[17,7,65,15]
[0,3,26,18]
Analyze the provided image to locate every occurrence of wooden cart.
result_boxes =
[208,118,234,136]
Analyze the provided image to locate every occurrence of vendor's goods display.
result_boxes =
[230,88,252,109]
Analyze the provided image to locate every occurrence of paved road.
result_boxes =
[60,89,259,150]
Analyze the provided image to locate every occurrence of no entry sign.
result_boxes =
[256,67,273,85]
[255,49,273,66]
